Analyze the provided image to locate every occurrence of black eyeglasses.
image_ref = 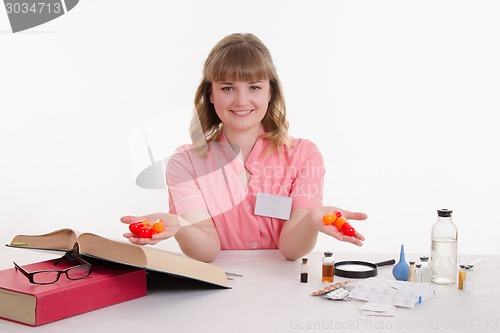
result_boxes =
[14,251,92,285]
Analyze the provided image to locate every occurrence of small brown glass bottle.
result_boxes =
[300,258,309,283]
[322,252,334,283]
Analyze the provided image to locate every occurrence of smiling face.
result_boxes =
[193,34,289,149]
[210,80,271,135]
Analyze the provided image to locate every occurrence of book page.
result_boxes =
[78,233,229,288]
[143,247,230,288]
[76,233,148,267]
[8,228,77,251]
[0,290,36,326]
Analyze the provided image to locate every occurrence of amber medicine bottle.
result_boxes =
[322,252,334,283]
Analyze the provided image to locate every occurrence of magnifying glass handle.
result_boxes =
[375,259,396,267]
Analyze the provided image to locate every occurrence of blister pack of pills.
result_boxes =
[323,286,353,301]
[349,278,435,308]
[311,280,351,296]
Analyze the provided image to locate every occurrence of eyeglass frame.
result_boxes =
[13,251,92,285]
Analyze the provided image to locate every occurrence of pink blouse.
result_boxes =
[166,132,325,250]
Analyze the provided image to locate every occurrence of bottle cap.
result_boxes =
[324,251,333,257]
[437,209,453,217]
[420,256,429,261]
[302,258,308,264]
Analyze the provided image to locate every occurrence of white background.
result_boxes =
[1,0,499,258]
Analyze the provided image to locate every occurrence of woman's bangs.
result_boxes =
[209,47,271,82]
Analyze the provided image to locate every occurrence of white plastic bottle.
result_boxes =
[430,209,458,284]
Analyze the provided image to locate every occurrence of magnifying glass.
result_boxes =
[334,259,395,278]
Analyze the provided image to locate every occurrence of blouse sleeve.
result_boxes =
[165,145,207,215]
[289,139,325,210]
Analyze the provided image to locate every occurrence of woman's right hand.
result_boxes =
[120,213,181,246]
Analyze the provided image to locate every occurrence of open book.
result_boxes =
[7,228,230,288]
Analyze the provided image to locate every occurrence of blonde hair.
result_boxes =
[191,33,292,152]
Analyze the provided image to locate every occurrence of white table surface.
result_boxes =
[1,246,499,333]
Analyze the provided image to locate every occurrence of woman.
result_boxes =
[122,33,366,262]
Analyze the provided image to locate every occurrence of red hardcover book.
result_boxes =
[0,257,147,326]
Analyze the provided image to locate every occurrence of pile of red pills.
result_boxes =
[129,219,164,238]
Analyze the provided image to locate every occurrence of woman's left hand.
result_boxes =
[121,213,180,246]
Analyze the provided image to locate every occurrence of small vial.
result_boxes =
[407,261,416,282]
[415,264,422,283]
[300,258,309,283]
[458,265,466,290]
[469,265,475,291]
[463,265,474,291]
[419,256,431,283]
[322,252,334,283]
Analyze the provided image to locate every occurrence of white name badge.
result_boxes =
[254,193,292,220]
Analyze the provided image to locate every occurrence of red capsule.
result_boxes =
[326,215,357,237]
[129,220,150,235]
[139,226,154,238]
[340,222,355,237]
[322,210,342,225]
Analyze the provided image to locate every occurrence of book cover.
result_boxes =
[8,228,230,288]
[0,257,147,326]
